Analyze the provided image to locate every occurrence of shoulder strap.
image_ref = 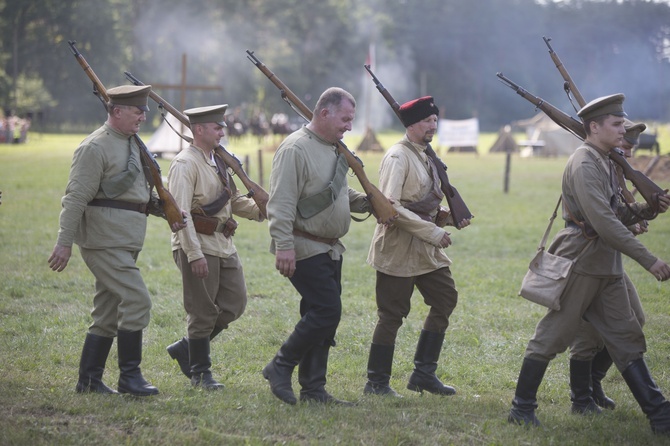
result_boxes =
[538,196,562,250]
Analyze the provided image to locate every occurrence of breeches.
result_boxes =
[570,272,645,360]
[174,249,247,339]
[80,247,152,337]
[371,267,458,345]
[287,253,343,347]
[525,272,646,371]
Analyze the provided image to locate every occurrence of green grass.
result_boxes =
[2,130,670,445]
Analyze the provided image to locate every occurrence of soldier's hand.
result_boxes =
[48,244,72,272]
[657,192,670,214]
[649,259,670,282]
[275,249,296,278]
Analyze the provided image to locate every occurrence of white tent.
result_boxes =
[513,112,581,157]
[146,113,193,158]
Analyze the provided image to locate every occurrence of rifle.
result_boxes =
[67,40,184,228]
[540,39,667,214]
[245,50,398,225]
[496,71,665,215]
[543,36,586,112]
[124,71,269,218]
[364,64,473,229]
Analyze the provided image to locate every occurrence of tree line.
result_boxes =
[2,0,669,132]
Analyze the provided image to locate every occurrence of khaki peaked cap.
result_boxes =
[184,105,228,127]
[577,93,627,121]
[107,85,151,112]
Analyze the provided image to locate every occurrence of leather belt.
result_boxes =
[293,228,339,246]
[88,198,148,214]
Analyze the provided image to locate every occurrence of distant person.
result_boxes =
[363,96,470,398]
[166,104,264,390]
[508,94,670,435]
[567,119,650,414]
[263,87,388,405]
[48,85,186,396]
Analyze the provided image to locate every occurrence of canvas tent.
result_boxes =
[146,113,193,158]
[513,112,581,157]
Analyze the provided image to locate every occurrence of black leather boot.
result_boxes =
[508,357,549,427]
[298,342,353,405]
[364,343,401,397]
[189,337,224,390]
[117,330,159,396]
[167,326,226,379]
[570,359,602,414]
[622,358,670,435]
[407,330,455,395]
[167,337,191,378]
[591,347,616,410]
[262,332,308,405]
[76,333,118,394]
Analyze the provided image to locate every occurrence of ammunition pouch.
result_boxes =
[191,213,238,238]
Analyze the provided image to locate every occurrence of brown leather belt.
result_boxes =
[293,228,339,246]
[89,198,148,214]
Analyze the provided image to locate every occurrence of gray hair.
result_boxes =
[313,87,355,115]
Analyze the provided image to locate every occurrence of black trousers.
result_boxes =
[288,253,343,347]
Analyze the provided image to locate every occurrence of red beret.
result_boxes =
[399,96,439,127]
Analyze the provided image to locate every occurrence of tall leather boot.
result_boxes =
[262,331,314,405]
[117,330,159,396]
[167,326,225,379]
[570,359,602,414]
[364,343,401,397]
[591,347,616,409]
[622,358,670,434]
[189,337,224,390]
[167,338,191,378]
[298,342,353,405]
[508,357,549,426]
[75,333,118,394]
[407,330,456,395]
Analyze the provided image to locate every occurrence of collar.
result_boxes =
[403,134,427,153]
[103,122,132,140]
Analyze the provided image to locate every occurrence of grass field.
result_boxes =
[2,129,670,445]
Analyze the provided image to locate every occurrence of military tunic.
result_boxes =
[367,136,458,345]
[168,144,262,339]
[57,123,153,336]
[526,143,657,370]
[267,125,370,347]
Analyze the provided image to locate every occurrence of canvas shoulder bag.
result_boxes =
[519,196,592,311]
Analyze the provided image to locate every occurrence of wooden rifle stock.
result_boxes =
[496,71,665,214]
[543,36,586,109]
[245,50,397,224]
[364,65,473,229]
[540,41,666,214]
[124,71,268,218]
[67,41,183,228]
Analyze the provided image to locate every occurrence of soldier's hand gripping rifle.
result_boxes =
[364,64,473,229]
[124,71,269,218]
[496,71,666,216]
[541,38,667,215]
[67,40,184,228]
[245,50,398,225]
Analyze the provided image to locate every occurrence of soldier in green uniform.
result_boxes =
[48,85,186,396]
[567,120,649,415]
[508,94,670,434]
[166,105,264,390]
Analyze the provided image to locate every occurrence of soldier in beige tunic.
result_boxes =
[166,105,263,390]
[262,87,374,405]
[363,97,470,398]
[48,85,186,396]
[568,120,649,414]
[508,94,670,434]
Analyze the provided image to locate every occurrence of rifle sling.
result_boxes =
[400,141,444,222]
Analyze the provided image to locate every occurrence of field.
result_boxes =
[2,129,670,445]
